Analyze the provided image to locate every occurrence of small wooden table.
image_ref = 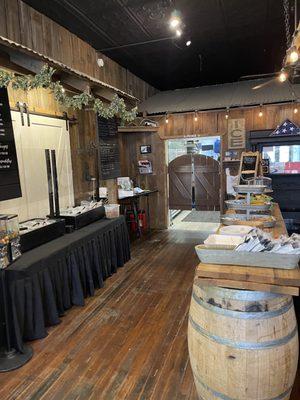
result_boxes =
[118,189,158,237]
[196,204,300,296]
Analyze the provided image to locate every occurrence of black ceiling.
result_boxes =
[23,0,294,90]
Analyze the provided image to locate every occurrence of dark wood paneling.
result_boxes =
[120,131,167,229]
[0,0,156,101]
[120,104,300,229]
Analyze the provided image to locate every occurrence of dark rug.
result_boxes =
[182,210,220,223]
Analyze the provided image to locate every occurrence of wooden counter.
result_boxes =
[196,204,300,296]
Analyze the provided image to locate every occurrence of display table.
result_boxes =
[188,204,300,400]
[5,216,130,352]
[195,204,300,296]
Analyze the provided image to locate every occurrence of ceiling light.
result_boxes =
[176,29,182,37]
[194,111,198,121]
[186,40,192,46]
[165,114,169,124]
[278,70,288,82]
[288,46,299,63]
[170,17,180,29]
[258,105,263,117]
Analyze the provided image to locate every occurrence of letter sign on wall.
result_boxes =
[228,118,246,149]
[0,88,21,201]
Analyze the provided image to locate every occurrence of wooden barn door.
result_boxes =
[168,154,193,210]
[194,154,220,210]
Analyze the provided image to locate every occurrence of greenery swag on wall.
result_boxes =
[0,64,137,122]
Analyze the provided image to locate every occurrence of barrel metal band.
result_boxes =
[195,284,288,301]
[194,373,293,400]
[189,316,297,350]
[192,291,293,320]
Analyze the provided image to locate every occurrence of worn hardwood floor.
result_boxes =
[0,229,300,400]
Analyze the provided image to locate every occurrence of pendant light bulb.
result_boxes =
[278,70,288,82]
[294,107,298,114]
[258,105,263,118]
[290,50,299,63]
[194,111,198,122]
[288,46,299,63]
[186,40,192,46]
[176,29,182,37]
[165,114,169,124]
[225,107,229,119]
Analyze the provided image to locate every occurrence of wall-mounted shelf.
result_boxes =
[118,126,158,133]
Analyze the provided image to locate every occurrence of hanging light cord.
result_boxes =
[284,0,292,47]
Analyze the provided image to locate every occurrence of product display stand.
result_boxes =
[0,269,33,372]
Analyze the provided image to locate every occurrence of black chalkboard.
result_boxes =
[241,155,257,171]
[0,88,21,201]
[97,116,121,180]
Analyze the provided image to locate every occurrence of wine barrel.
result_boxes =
[188,282,299,400]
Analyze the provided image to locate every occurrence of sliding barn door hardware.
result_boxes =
[63,111,69,131]
[23,103,30,127]
[16,102,25,126]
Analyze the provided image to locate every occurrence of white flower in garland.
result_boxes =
[0,64,137,123]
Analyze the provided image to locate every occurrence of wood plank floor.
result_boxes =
[0,229,300,400]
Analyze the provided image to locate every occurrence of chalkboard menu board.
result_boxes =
[0,88,21,201]
[97,116,121,180]
[241,155,258,171]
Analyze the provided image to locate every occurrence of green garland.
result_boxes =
[0,65,137,123]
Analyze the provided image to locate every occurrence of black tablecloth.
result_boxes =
[4,216,130,352]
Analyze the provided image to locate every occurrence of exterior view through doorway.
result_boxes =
[167,136,221,231]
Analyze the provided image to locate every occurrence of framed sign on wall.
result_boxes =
[0,88,21,201]
[140,145,152,154]
[228,118,246,149]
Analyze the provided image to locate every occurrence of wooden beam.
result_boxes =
[118,126,158,133]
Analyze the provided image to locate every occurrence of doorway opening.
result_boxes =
[167,136,221,233]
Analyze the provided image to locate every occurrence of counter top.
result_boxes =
[196,204,300,296]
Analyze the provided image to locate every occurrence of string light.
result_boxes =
[225,107,229,119]
[258,104,263,117]
[278,70,288,82]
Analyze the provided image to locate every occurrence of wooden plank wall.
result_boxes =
[120,104,300,229]
[0,0,157,205]
[0,0,156,101]
[119,131,168,229]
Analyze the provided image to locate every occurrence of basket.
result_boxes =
[104,204,120,219]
